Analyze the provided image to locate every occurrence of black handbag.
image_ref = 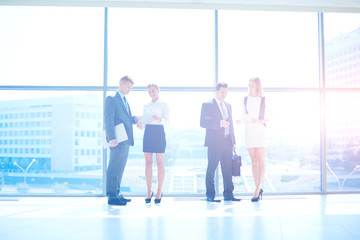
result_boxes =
[232,151,242,176]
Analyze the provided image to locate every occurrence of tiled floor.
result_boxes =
[0,194,359,240]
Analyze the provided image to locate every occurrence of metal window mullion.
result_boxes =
[214,9,220,196]
[318,12,327,194]
[102,7,108,197]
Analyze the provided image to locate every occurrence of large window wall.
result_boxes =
[324,13,360,191]
[0,6,359,196]
[107,8,215,87]
[218,11,319,88]
[0,7,104,86]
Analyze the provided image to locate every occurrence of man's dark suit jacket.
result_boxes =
[104,91,137,146]
[200,98,236,147]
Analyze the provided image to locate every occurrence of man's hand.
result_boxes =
[135,116,142,122]
[109,139,118,147]
[220,120,230,128]
[136,122,143,130]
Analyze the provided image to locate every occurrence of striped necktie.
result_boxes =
[220,102,228,120]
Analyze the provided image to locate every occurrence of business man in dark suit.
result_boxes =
[104,76,140,205]
[200,82,240,202]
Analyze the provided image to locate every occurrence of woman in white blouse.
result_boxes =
[137,84,169,204]
[239,77,268,202]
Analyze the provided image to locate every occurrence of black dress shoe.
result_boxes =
[224,196,241,201]
[206,197,221,202]
[108,197,127,206]
[118,196,131,202]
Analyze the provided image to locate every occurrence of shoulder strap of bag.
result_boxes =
[259,97,266,127]
[244,97,248,114]
[259,97,265,120]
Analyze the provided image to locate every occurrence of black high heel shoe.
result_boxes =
[251,188,263,202]
[154,193,162,204]
[145,192,153,204]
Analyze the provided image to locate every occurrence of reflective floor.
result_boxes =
[0,194,359,240]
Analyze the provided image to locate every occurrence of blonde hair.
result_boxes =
[248,77,264,97]
[147,83,160,92]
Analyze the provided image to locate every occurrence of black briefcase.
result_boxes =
[232,151,242,176]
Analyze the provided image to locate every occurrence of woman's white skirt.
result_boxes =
[245,123,267,148]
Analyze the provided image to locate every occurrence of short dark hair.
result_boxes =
[119,76,134,85]
[216,82,228,91]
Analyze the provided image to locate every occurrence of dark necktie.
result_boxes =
[123,96,129,114]
[220,102,229,136]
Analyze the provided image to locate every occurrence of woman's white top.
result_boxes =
[241,96,267,148]
[140,99,169,126]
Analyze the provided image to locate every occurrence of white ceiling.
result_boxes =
[1,0,360,12]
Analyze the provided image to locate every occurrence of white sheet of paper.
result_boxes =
[138,113,154,125]
[102,123,128,149]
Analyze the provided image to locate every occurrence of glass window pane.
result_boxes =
[107,90,213,195]
[110,89,321,195]
[0,6,104,86]
[0,91,103,195]
[326,92,360,191]
[218,11,319,88]
[108,8,215,87]
[324,13,360,88]
[225,92,321,193]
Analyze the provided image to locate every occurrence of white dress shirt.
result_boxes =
[117,90,127,109]
[141,99,169,126]
[240,96,269,124]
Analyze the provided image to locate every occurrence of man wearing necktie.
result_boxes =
[104,76,140,205]
[200,82,240,202]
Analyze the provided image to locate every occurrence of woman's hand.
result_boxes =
[251,119,263,124]
[152,115,161,122]
[251,118,268,124]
